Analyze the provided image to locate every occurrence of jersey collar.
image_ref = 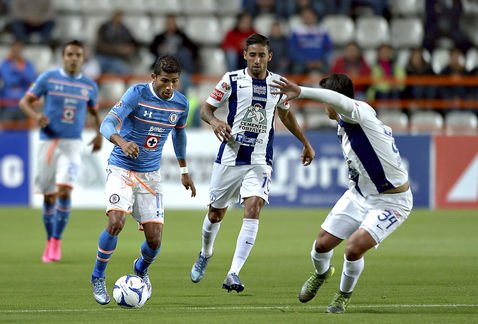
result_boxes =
[60,68,83,79]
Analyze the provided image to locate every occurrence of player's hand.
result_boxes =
[271,78,301,101]
[36,113,49,128]
[211,120,232,142]
[120,141,140,159]
[301,144,315,166]
[90,133,103,152]
[181,174,197,197]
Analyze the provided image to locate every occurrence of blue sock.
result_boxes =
[135,240,160,274]
[92,229,118,280]
[53,197,71,239]
[42,201,56,240]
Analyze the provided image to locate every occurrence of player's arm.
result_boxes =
[100,113,139,159]
[87,105,103,152]
[19,93,49,127]
[277,108,315,166]
[200,101,231,142]
[172,126,196,197]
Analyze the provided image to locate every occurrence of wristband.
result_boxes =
[180,166,189,174]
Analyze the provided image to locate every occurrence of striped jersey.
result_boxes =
[300,87,408,197]
[107,83,189,172]
[206,69,289,166]
[27,68,98,140]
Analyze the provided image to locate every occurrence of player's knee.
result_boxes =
[106,212,126,235]
[344,245,364,261]
[208,208,225,223]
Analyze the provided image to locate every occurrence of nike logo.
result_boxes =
[239,85,250,88]
[245,241,254,245]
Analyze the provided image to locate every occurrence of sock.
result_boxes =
[200,214,221,258]
[91,229,117,280]
[53,197,71,239]
[339,255,364,293]
[310,240,334,275]
[135,240,160,274]
[228,218,259,275]
[42,201,56,240]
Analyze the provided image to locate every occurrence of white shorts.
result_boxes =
[208,163,272,208]
[35,139,82,194]
[321,187,413,244]
[105,166,164,226]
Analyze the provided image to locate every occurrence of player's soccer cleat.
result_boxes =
[49,237,61,261]
[41,239,52,263]
[326,291,352,314]
[92,277,110,305]
[190,252,211,283]
[134,258,152,300]
[222,272,244,293]
[298,266,335,303]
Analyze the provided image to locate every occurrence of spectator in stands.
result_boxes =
[149,14,199,94]
[439,47,470,111]
[367,43,405,100]
[0,39,36,121]
[221,12,257,71]
[95,9,139,75]
[403,48,437,102]
[276,0,328,19]
[331,41,370,100]
[267,21,289,74]
[288,7,333,74]
[8,0,55,46]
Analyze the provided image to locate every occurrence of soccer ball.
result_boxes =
[112,275,148,309]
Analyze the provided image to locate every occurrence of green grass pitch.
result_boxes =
[1,207,477,323]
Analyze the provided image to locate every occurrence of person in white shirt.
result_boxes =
[272,73,413,314]
[190,33,315,293]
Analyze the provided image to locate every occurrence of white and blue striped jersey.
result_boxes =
[206,69,289,166]
[300,87,408,197]
[27,68,98,140]
[107,83,189,172]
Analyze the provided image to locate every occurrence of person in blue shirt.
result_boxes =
[90,55,197,305]
[0,40,36,122]
[19,39,102,264]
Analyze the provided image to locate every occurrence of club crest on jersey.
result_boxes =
[144,135,160,149]
[169,113,178,124]
[109,194,120,204]
[81,88,89,96]
[220,82,230,91]
[62,107,75,123]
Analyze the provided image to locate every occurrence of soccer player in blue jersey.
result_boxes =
[90,55,196,305]
[272,74,413,314]
[19,40,102,264]
[190,34,315,292]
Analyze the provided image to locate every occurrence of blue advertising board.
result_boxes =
[0,130,29,205]
[269,131,430,208]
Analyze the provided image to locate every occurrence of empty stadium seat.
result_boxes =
[52,0,80,12]
[390,17,424,48]
[465,48,478,71]
[111,0,149,13]
[444,111,478,135]
[216,0,242,15]
[78,0,113,14]
[254,14,276,36]
[144,0,182,13]
[391,0,424,16]
[99,79,126,101]
[123,15,153,45]
[184,17,222,46]
[378,109,409,133]
[23,45,53,73]
[431,48,450,74]
[200,48,226,75]
[181,0,216,15]
[355,16,389,49]
[53,15,84,43]
[410,110,444,134]
[322,15,355,47]
[83,16,108,45]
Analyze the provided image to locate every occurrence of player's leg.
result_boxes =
[49,185,72,261]
[41,193,56,263]
[135,222,162,299]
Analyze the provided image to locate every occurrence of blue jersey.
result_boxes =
[27,68,98,140]
[106,83,189,172]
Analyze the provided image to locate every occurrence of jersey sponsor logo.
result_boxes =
[210,88,224,101]
[109,194,120,204]
[144,135,160,149]
[253,84,266,95]
[239,104,267,133]
[169,113,178,124]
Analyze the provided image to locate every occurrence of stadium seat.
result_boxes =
[83,16,108,45]
[219,15,236,34]
[123,15,153,45]
[133,47,155,75]
[111,0,149,13]
[78,0,113,14]
[23,45,53,73]
[444,111,478,135]
[431,48,450,74]
[254,14,276,36]
[181,0,217,15]
[396,49,411,68]
[465,47,478,71]
[99,79,126,102]
[390,17,424,48]
[200,47,226,75]
[184,17,222,46]
[52,0,80,12]
[216,0,242,15]
[355,16,389,49]
[363,48,378,66]
[322,15,355,47]
[391,0,424,16]
[144,0,182,13]
[53,15,84,43]
[409,110,444,134]
[378,109,409,133]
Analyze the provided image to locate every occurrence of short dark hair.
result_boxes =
[153,55,181,75]
[245,33,269,51]
[62,39,84,55]
[319,73,355,99]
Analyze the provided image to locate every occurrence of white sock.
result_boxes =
[310,240,333,275]
[228,218,259,275]
[339,255,364,293]
[200,214,221,258]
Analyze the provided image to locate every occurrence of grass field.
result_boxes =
[1,207,477,323]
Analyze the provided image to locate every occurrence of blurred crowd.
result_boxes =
[0,0,477,129]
